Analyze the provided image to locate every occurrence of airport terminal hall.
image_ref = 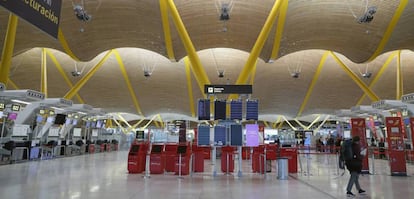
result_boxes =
[2,0,414,199]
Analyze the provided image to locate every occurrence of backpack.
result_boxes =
[339,139,353,169]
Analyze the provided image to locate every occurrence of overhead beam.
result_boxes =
[234,0,283,85]
[113,50,144,116]
[64,50,113,100]
[282,116,297,131]
[294,119,307,129]
[306,115,321,130]
[296,52,329,117]
[58,28,80,61]
[356,52,398,105]
[116,113,132,128]
[0,14,18,84]
[112,119,129,134]
[45,49,85,103]
[166,0,210,93]
[41,48,48,97]
[270,0,289,61]
[367,0,408,61]
[159,0,175,61]
[272,116,282,129]
[396,50,403,100]
[184,57,196,117]
[330,52,380,102]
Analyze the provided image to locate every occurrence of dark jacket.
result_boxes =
[345,142,363,173]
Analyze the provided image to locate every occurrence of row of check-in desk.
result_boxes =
[0,140,119,164]
[127,142,299,175]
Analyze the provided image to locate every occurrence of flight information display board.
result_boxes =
[198,99,210,120]
[214,125,226,146]
[214,100,226,120]
[246,124,259,147]
[197,125,210,146]
[230,124,243,146]
[246,100,258,120]
[230,100,242,120]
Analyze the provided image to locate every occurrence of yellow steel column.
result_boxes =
[45,49,85,103]
[112,119,129,134]
[116,113,132,128]
[64,50,113,99]
[296,52,329,117]
[113,50,144,116]
[41,48,48,97]
[58,28,80,61]
[367,0,408,62]
[166,0,210,91]
[356,52,398,105]
[184,57,196,117]
[270,0,289,61]
[235,0,283,85]
[160,0,175,61]
[249,60,258,85]
[396,50,403,100]
[0,14,18,84]
[330,52,380,102]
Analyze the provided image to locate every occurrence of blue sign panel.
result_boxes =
[198,99,210,120]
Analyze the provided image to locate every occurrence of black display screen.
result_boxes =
[214,100,226,120]
[177,146,187,154]
[152,145,163,153]
[54,114,67,125]
[130,145,140,153]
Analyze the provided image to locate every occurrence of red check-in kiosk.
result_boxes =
[280,147,298,173]
[351,118,369,174]
[252,145,265,173]
[128,142,148,173]
[221,146,235,173]
[175,144,191,175]
[150,144,165,174]
[385,117,407,176]
[164,144,178,172]
[242,146,251,160]
[192,145,204,172]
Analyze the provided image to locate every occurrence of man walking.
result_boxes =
[346,136,366,197]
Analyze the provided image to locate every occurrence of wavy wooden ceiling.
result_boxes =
[1,0,414,122]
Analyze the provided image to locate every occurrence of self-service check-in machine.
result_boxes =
[0,89,45,162]
[372,100,412,176]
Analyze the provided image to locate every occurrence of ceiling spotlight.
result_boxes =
[291,72,300,79]
[74,4,92,22]
[362,72,372,78]
[144,70,152,78]
[71,71,82,77]
[218,70,225,78]
[357,6,376,24]
[220,4,230,21]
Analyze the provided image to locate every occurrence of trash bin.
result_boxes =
[277,157,288,180]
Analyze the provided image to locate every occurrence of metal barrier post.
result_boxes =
[190,153,193,177]
[371,148,375,175]
[212,146,217,177]
[336,152,339,175]
[237,146,242,177]
[178,153,183,179]
[264,147,267,179]
[143,152,151,179]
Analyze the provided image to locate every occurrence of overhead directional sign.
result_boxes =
[0,0,62,38]
[204,85,252,94]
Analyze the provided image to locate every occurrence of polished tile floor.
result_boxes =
[0,150,414,199]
